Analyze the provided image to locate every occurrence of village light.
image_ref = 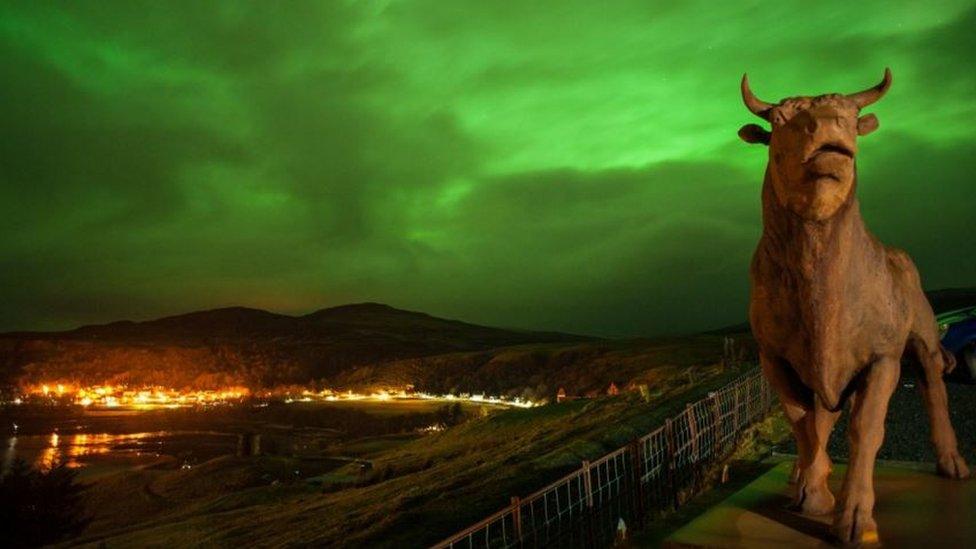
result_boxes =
[21,382,540,410]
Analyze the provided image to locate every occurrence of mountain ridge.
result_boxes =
[2,302,583,342]
[0,302,592,389]
[2,289,971,393]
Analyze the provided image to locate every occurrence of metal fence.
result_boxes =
[432,369,774,548]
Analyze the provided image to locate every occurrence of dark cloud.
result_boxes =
[858,134,976,288]
[403,161,760,336]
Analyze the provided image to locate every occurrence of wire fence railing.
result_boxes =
[432,368,774,548]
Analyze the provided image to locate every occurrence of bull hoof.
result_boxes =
[789,479,835,515]
[937,451,970,479]
[832,503,879,546]
[831,494,880,546]
[799,485,835,515]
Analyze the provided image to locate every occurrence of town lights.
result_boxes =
[22,384,251,409]
[21,382,541,409]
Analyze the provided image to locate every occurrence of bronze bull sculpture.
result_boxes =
[739,69,969,544]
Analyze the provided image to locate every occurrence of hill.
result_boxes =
[333,334,749,400]
[926,287,976,314]
[0,303,588,389]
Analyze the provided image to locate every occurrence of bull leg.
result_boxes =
[796,395,840,515]
[915,344,970,479]
[833,358,899,545]
[759,354,820,510]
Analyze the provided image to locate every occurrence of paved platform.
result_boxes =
[665,460,976,547]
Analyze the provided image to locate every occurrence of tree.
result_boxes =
[0,459,90,547]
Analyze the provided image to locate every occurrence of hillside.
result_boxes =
[334,335,751,401]
[69,360,757,548]
[927,287,976,314]
[0,303,588,389]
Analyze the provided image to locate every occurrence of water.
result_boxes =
[0,398,455,479]
[2,430,238,479]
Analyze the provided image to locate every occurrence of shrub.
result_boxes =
[0,459,90,547]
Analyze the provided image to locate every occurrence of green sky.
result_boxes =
[1,1,974,336]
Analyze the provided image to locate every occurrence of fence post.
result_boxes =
[759,376,767,414]
[733,383,741,432]
[710,392,721,457]
[629,438,645,529]
[582,460,594,508]
[686,403,698,463]
[582,460,595,547]
[664,418,679,510]
[746,380,756,423]
[510,496,522,546]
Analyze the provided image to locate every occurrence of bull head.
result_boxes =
[739,69,891,221]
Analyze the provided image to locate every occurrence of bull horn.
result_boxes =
[741,74,773,120]
[846,68,892,109]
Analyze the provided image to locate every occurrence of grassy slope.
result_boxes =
[338,334,750,398]
[74,359,755,548]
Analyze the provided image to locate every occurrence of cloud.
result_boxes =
[858,133,976,288]
[397,161,761,336]
[0,1,973,336]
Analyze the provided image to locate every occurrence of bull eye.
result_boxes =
[805,119,816,134]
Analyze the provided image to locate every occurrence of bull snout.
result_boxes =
[804,140,855,164]
[800,111,858,163]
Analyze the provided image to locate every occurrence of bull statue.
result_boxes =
[739,69,970,544]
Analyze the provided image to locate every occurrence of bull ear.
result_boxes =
[738,124,770,145]
[857,113,879,136]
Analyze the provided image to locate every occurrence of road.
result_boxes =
[783,369,976,464]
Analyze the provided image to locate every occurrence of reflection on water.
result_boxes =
[1,430,237,477]
[35,432,140,470]
[3,436,16,473]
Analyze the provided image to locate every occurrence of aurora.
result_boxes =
[1,1,973,336]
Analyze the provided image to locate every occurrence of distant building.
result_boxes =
[237,432,261,457]
[556,387,567,403]
[607,382,620,396]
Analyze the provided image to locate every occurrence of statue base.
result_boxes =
[665,459,975,547]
